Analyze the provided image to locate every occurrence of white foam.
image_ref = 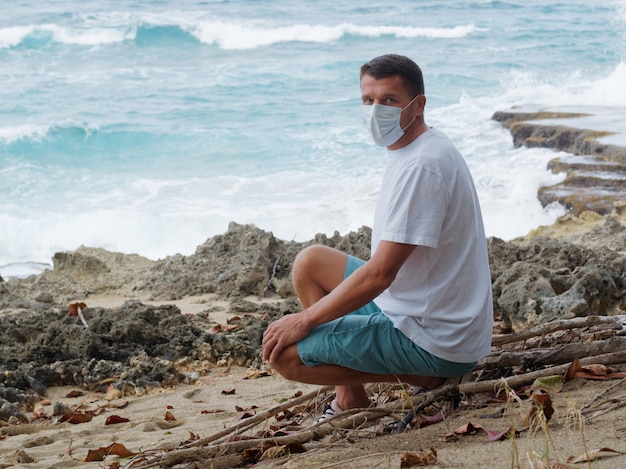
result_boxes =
[0,123,49,144]
[0,262,50,279]
[191,21,480,50]
[0,25,34,48]
[40,23,132,45]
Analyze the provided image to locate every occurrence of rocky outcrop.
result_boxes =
[1,211,625,396]
[493,110,626,215]
[489,233,625,331]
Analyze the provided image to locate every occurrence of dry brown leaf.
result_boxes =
[245,369,270,379]
[523,389,554,426]
[260,442,307,461]
[60,412,93,424]
[101,399,129,410]
[567,447,625,464]
[487,427,521,441]
[565,358,626,382]
[201,408,226,414]
[104,415,130,425]
[453,422,487,435]
[68,302,87,316]
[210,323,239,334]
[400,448,437,467]
[164,411,176,421]
[83,442,135,462]
[33,400,50,419]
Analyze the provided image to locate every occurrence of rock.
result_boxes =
[492,110,626,215]
[490,235,625,331]
[0,399,28,423]
[1,217,625,396]
[2,449,35,464]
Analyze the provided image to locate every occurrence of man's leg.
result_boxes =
[272,345,445,410]
[289,245,373,409]
[292,245,348,309]
[278,246,445,409]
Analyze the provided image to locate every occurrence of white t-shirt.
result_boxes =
[372,127,493,363]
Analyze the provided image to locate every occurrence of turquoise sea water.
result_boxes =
[1,0,625,276]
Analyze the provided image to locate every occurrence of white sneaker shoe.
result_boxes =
[315,399,343,423]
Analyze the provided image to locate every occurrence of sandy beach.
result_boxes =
[2,305,625,469]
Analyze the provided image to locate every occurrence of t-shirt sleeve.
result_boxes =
[378,163,448,248]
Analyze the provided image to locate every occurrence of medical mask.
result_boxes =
[362,96,418,147]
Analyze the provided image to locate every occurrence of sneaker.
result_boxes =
[315,399,343,423]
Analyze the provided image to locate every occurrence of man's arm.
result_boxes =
[262,240,416,362]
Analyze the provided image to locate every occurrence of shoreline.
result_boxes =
[2,106,626,281]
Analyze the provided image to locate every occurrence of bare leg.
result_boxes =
[292,246,373,408]
[272,345,445,409]
[284,245,445,410]
[292,245,348,309]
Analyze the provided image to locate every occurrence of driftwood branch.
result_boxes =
[461,350,626,395]
[491,315,625,347]
[184,385,334,449]
[129,384,455,468]
[478,336,626,370]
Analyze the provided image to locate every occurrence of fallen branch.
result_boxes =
[129,384,454,468]
[580,378,626,421]
[491,315,625,347]
[461,350,626,395]
[478,336,626,370]
[183,385,334,449]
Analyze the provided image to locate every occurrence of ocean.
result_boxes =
[1,0,625,278]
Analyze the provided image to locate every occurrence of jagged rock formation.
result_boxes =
[493,110,626,215]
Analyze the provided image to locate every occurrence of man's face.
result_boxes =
[360,74,413,109]
[361,74,419,129]
[360,73,424,149]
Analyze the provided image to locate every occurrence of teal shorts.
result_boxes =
[297,255,476,377]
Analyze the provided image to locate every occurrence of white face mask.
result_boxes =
[362,95,418,147]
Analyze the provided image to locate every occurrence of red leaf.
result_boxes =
[60,412,93,424]
[487,427,520,441]
[400,448,437,467]
[66,390,84,398]
[453,422,486,435]
[201,408,226,414]
[83,442,135,462]
[67,302,87,316]
[234,411,255,420]
[414,408,447,428]
[164,411,176,421]
[105,415,130,425]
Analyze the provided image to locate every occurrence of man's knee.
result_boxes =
[293,245,346,291]
[270,345,305,381]
[293,245,330,276]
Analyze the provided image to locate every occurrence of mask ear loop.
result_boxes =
[400,95,420,132]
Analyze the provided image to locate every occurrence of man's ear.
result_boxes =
[416,94,427,112]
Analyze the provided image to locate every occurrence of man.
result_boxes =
[262,54,492,417]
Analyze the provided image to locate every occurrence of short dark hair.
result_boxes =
[360,54,425,97]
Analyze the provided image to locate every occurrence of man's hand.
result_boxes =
[262,313,311,364]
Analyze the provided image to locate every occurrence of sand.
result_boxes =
[1,291,625,468]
